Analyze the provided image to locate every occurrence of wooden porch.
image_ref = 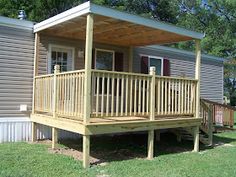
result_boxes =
[31,2,204,168]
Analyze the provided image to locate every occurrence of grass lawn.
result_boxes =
[1,131,236,177]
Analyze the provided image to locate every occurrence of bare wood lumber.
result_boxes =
[83,135,90,168]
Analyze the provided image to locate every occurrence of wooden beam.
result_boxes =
[195,40,201,118]
[128,47,133,72]
[52,127,58,149]
[147,130,154,159]
[84,14,94,124]
[83,135,90,168]
[31,122,37,142]
[31,114,85,135]
[32,33,40,114]
[85,117,201,135]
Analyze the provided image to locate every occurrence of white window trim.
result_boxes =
[95,48,115,71]
[48,44,75,73]
[140,54,164,76]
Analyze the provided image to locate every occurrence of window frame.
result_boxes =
[48,44,75,74]
[140,54,164,76]
[95,48,115,71]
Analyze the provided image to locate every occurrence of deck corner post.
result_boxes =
[193,126,199,152]
[83,135,90,168]
[31,122,37,142]
[32,33,40,114]
[147,130,154,159]
[53,65,60,118]
[149,66,156,121]
[52,127,58,149]
[84,13,94,124]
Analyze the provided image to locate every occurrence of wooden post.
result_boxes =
[83,135,90,168]
[149,66,156,121]
[193,126,199,152]
[31,122,37,142]
[195,40,201,118]
[53,65,60,118]
[147,67,156,159]
[147,130,154,159]
[128,47,133,72]
[84,13,94,124]
[31,33,40,143]
[52,127,58,149]
[208,104,213,146]
[193,40,201,152]
[32,33,40,114]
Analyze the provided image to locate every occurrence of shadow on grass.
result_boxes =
[56,131,229,165]
[55,130,236,165]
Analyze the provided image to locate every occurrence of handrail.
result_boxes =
[201,98,236,111]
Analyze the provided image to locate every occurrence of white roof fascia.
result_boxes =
[0,16,34,30]
[34,1,91,33]
[90,3,204,40]
[144,45,224,62]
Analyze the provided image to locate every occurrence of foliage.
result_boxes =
[0,0,235,104]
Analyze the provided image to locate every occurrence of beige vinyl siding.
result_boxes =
[133,47,224,103]
[38,35,129,75]
[0,25,34,118]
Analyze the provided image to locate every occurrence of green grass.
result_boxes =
[1,132,236,177]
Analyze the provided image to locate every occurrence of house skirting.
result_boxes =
[0,117,80,143]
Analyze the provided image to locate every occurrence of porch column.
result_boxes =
[194,39,201,152]
[31,32,40,142]
[83,13,93,169]
[83,13,94,124]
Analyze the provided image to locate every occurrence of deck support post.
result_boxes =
[148,130,154,159]
[83,135,90,168]
[193,126,199,152]
[32,33,40,114]
[84,13,94,124]
[52,127,58,149]
[193,40,201,152]
[31,122,37,142]
[147,67,156,159]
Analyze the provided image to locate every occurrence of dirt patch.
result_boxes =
[49,147,101,164]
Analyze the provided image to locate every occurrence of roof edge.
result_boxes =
[142,45,224,62]
[34,1,91,33]
[90,3,204,40]
[0,16,34,30]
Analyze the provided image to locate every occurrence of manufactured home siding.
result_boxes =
[38,35,129,75]
[0,25,34,118]
[133,47,224,103]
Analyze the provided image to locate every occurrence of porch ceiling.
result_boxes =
[34,2,204,46]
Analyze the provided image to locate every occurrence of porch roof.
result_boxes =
[34,2,204,46]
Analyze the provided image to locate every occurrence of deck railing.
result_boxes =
[155,76,197,116]
[33,67,198,121]
[91,70,152,117]
[34,69,85,120]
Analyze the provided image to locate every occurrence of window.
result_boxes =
[95,49,114,71]
[48,45,74,73]
[149,56,163,76]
